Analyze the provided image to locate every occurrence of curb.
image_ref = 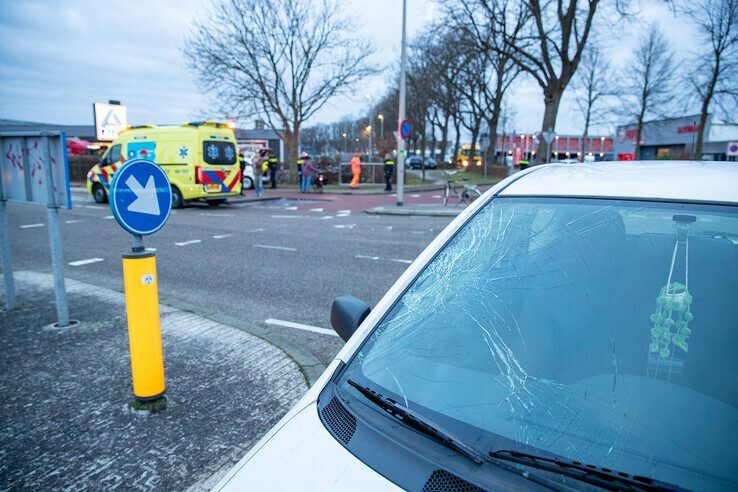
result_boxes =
[10,269,328,389]
[365,205,465,217]
[160,296,327,388]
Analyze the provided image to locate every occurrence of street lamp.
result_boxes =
[366,125,373,161]
[342,132,348,153]
[377,114,384,139]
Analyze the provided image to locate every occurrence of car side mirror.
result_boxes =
[331,295,371,342]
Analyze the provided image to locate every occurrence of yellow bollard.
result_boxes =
[122,251,165,401]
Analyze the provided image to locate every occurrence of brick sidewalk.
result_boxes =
[0,272,307,490]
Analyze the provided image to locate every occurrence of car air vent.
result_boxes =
[422,470,485,492]
[321,397,356,444]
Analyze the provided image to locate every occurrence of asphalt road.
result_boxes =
[4,188,453,367]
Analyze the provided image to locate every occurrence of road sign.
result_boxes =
[400,119,413,140]
[727,142,738,157]
[109,159,172,236]
[94,102,128,141]
[542,130,555,143]
[0,132,72,209]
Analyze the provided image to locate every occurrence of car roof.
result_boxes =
[499,160,738,204]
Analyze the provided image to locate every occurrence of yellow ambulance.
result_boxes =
[87,121,242,207]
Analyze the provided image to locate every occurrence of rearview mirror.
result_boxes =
[331,295,371,342]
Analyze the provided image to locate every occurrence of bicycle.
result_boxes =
[443,171,482,206]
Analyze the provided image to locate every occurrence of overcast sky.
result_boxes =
[0,0,698,136]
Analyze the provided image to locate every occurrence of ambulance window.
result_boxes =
[203,141,237,165]
[108,144,121,164]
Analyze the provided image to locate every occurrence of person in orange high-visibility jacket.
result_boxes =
[349,152,362,189]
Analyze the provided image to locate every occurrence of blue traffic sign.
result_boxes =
[400,119,413,140]
[109,159,172,236]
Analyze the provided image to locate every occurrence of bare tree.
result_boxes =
[685,0,738,158]
[185,0,377,180]
[499,0,601,162]
[445,0,526,171]
[570,47,617,157]
[622,26,677,160]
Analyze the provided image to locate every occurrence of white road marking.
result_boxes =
[283,206,298,210]
[145,248,157,252]
[334,224,356,229]
[84,205,102,209]
[199,212,234,217]
[254,244,297,251]
[410,194,420,197]
[104,215,115,220]
[68,257,104,267]
[432,194,442,198]
[265,318,338,337]
[385,226,393,231]
[337,209,351,214]
[20,223,44,229]
[175,239,202,246]
[309,208,324,212]
[410,230,425,235]
[246,227,264,233]
[213,234,233,239]
[390,258,413,264]
[320,216,334,220]
[336,213,350,217]
[270,215,300,219]
[64,219,83,224]
[355,254,379,260]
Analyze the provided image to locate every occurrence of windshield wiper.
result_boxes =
[488,449,687,491]
[346,379,484,464]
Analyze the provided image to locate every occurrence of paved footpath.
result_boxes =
[0,271,307,490]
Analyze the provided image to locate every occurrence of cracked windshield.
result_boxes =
[2,0,737,489]
[342,197,738,490]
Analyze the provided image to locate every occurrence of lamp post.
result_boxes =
[396,0,407,207]
[377,114,384,140]
[366,125,373,161]
[342,132,347,153]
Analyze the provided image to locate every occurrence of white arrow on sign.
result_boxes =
[125,174,160,216]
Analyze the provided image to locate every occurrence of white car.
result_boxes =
[217,161,738,491]
[241,163,256,189]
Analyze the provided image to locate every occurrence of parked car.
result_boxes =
[406,155,437,169]
[216,161,738,491]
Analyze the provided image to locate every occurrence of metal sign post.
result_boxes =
[109,158,172,403]
[396,0,408,207]
[42,135,70,326]
[0,131,72,323]
[0,139,15,311]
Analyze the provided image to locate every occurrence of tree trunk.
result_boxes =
[538,86,564,163]
[634,119,644,161]
[581,107,591,160]
[283,127,299,184]
[695,58,719,159]
[469,116,482,172]
[486,117,499,172]
[452,117,461,168]
[439,115,450,165]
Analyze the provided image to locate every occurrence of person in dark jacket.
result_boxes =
[383,153,395,191]
[268,154,279,189]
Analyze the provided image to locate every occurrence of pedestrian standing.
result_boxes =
[349,152,362,189]
[268,153,279,189]
[252,148,268,197]
[238,150,246,195]
[300,152,315,193]
[383,153,395,191]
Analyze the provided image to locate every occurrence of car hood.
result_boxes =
[214,402,400,491]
